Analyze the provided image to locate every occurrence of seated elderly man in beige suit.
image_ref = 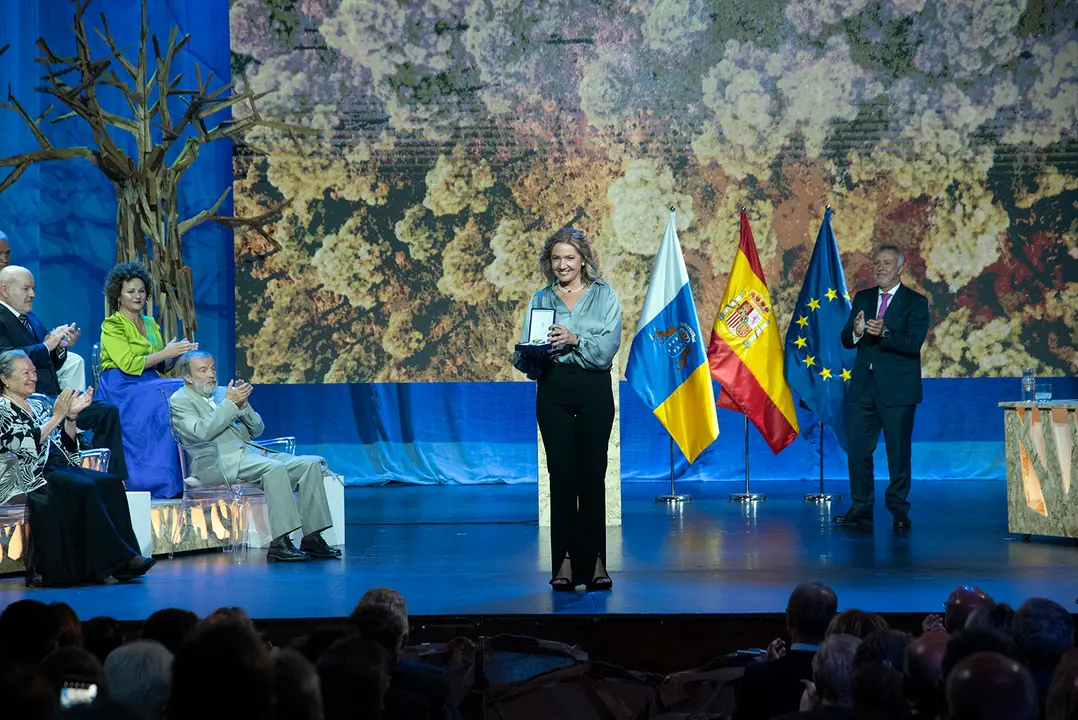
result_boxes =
[168,350,340,562]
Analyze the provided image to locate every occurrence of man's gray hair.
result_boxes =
[873,244,904,267]
[104,640,173,718]
[813,633,862,707]
[356,587,408,623]
[175,350,215,379]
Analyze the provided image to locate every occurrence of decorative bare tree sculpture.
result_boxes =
[0,0,307,338]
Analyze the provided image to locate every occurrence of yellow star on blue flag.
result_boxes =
[783,208,857,452]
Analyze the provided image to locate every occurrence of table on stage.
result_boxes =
[1000,400,1078,539]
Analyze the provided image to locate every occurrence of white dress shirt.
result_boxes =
[853,283,902,344]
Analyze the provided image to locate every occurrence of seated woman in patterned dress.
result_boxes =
[97,262,197,498]
[0,349,154,586]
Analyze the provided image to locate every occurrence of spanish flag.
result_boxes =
[707,211,799,454]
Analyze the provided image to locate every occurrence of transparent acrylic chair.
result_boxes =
[90,342,101,387]
[159,388,297,562]
[0,450,29,538]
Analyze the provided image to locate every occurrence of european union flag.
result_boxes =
[783,208,856,452]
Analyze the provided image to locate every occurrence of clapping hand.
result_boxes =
[164,337,199,359]
[766,637,788,659]
[854,310,866,337]
[44,323,75,352]
[225,379,253,409]
[866,317,885,337]
[59,324,81,348]
[51,388,75,421]
[68,387,94,418]
[922,613,946,634]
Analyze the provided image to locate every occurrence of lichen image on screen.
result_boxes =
[229,0,1078,384]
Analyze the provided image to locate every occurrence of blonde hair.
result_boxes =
[539,228,600,285]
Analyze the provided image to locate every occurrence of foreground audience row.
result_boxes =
[0,582,1073,719]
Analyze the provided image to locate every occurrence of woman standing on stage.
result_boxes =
[513,228,622,592]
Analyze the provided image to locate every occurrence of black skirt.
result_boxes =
[25,465,141,587]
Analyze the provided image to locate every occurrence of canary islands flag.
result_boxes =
[626,209,719,463]
[708,211,799,454]
[784,208,856,452]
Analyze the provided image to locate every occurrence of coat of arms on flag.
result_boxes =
[716,289,772,347]
[653,322,697,371]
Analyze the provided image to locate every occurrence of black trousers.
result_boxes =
[74,401,129,480]
[846,371,916,516]
[27,465,140,586]
[536,364,614,584]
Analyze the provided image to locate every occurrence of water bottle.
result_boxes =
[1021,368,1035,401]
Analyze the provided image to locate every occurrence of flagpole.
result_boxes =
[656,435,691,503]
[804,421,840,502]
[730,415,766,502]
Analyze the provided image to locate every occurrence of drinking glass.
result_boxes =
[1035,383,1052,403]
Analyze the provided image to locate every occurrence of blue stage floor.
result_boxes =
[2,480,1075,621]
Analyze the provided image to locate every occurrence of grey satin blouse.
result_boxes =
[516,280,622,372]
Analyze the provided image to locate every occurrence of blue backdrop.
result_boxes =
[2,0,1072,488]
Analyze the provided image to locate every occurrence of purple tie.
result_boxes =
[878,292,891,319]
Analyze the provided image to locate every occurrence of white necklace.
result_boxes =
[556,281,585,294]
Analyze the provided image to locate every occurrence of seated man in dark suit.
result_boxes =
[0,266,128,479]
[734,581,839,720]
[349,587,460,720]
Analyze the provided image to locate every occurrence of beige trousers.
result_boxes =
[235,452,333,540]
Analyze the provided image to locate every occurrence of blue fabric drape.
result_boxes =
[0,0,234,375]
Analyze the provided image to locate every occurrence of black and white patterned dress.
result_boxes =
[0,396,79,503]
[0,395,141,586]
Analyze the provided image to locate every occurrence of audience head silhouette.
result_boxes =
[946,651,1038,720]
[946,586,995,632]
[827,609,889,639]
[0,599,62,665]
[104,640,173,719]
[786,581,838,645]
[169,617,275,720]
[852,629,912,717]
[904,628,950,716]
[140,608,199,654]
[812,633,862,708]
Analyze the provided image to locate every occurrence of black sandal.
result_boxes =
[586,576,613,592]
[549,577,575,592]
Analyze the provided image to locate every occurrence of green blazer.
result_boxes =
[100,312,166,376]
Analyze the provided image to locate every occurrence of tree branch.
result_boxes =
[204,198,293,249]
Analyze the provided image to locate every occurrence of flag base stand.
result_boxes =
[729,416,765,503]
[656,437,692,503]
[656,494,692,503]
[805,423,840,502]
[729,492,766,502]
[804,492,840,502]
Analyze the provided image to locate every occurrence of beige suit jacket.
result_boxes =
[168,384,265,484]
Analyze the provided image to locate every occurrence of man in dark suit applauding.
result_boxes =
[734,582,839,720]
[835,245,929,529]
[0,265,129,480]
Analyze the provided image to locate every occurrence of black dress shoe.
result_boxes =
[549,577,575,592]
[300,533,342,560]
[834,509,873,525]
[586,576,613,592]
[114,556,156,582]
[893,515,912,529]
[267,536,308,562]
